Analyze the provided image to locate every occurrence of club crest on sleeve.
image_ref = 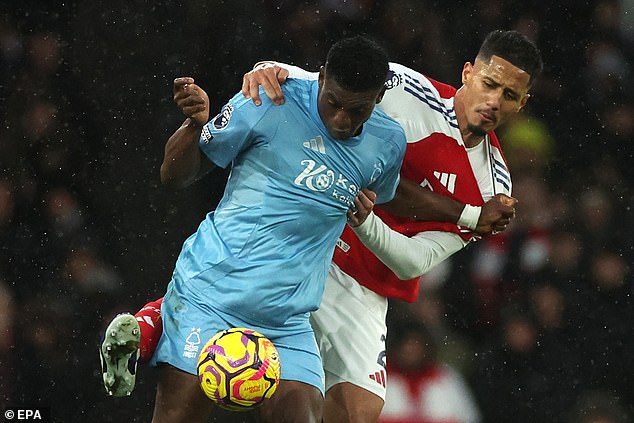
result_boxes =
[212,104,234,130]
[369,163,383,184]
[384,70,402,90]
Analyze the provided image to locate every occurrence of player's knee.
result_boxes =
[259,403,322,423]
[152,366,212,423]
[258,381,323,423]
[346,403,382,423]
[324,397,383,423]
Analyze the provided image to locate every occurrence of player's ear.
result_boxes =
[518,93,530,111]
[375,85,387,104]
[318,66,325,87]
[461,62,473,85]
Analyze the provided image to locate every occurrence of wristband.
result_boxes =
[457,204,481,230]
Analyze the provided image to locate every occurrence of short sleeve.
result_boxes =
[199,92,270,168]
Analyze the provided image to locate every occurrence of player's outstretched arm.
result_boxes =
[380,178,466,223]
[379,178,517,235]
[343,189,465,280]
[353,210,468,281]
[161,77,214,188]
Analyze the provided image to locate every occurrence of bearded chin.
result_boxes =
[467,123,487,137]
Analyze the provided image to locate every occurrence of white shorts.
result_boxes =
[310,263,388,399]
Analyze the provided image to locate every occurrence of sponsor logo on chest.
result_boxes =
[294,159,360,208]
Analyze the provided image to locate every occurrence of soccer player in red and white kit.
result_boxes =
[237,29,542,423]
[100,29,542,422]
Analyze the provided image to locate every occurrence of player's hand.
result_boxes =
[173,77,210,126]
[347,189,377,227]
[241,62,289,106]
[475,194,518,235]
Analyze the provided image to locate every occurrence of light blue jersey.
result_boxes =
[153,79,406,390]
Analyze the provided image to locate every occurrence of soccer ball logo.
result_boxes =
[197,328,281,411]
[314,171,334,190]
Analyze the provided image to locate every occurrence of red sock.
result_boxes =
[134,297,164,364]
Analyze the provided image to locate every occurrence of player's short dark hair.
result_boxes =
[324,35,389,93]
[477,30,544,88]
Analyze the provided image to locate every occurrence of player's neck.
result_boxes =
[454,91,485,148]
[461,131,486,148]
[455,112,486,148]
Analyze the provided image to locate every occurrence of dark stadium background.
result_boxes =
[2,1,634,422]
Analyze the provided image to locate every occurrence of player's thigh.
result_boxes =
[257,380,323,423]
[312,265,388,398]
[151,364,213,423]
[325,381,384,423]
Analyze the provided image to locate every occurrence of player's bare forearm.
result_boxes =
[160,118,206,188]
[379,178,464,222]
[161,77,214,188]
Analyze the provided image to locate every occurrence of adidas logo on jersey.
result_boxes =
[434,171,457,194]
[419,171,457,194]
[303,135,326,153]
[136,315,155,328]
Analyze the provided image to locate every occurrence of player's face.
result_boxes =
[317,69,385,140]
[458,55,531,136]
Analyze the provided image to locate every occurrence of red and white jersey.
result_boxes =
[333,62,512,302]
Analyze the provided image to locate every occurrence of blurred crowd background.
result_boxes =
[1,1,634,422]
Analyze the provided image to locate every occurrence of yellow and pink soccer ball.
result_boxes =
[197,327,281,411]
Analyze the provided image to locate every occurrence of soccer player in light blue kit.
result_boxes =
[148,36,406,423]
